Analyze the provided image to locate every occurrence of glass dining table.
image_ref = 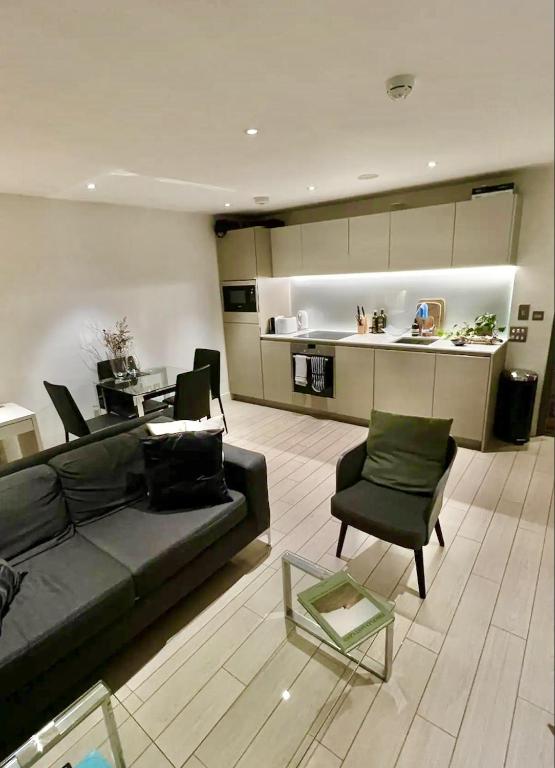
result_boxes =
[96,366,187,417]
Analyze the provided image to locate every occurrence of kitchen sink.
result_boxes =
[394,337,437,345]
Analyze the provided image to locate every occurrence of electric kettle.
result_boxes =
[297,310,309,330]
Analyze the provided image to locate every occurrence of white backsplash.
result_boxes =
[291,266,516,335]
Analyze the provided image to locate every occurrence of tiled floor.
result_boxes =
[36,401,554,767]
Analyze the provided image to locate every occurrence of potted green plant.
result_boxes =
[443,313,505,345]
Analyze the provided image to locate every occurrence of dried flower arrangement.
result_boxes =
[101,317,134,358]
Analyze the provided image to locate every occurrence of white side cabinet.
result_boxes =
[390,203,455,271]
[217,227,272,280]
[261,340,293,404]
[374,349,435,417]
[433,354,490,442]
[223,323,263,399]
[334,347,374,420]
[301,218,349,275]
[348,213,390,273]
[271,225,303,277]
[453,194,518,266]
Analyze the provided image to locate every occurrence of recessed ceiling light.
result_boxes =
[245,128,259,136]
[224,202,231,207]
[307,185,316,191]
[357,173,379,180]
[427,160,437,168]
[281,690,291,701]
[253,195,269,205]
[87,182,96,190]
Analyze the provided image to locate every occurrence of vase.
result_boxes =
[109,356,129,379]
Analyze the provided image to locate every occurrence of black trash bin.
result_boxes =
[494,369,538,444]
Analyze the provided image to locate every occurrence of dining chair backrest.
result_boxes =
[173,365,211,421]
[193,348,221,399]
[43,381,90,439]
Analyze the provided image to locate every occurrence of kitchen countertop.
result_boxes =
[260,330,507,356]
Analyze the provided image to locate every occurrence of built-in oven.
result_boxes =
[221,280,259,324]
[291,342,335,399]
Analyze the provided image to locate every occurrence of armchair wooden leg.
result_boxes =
[336,522,348,558]
[435,520,445,547]
[64,430,69,443]
[414,548,426,599]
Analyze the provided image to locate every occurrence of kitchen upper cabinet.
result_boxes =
[334,347,374,420]
[374,349,435,417]
[261,340,292,404]
[301,218,349,275]
[217,227,272,281]
[389,203,455,271]
[452,194,518,266]
[433,354,490,443]
[271,225,302,277]
[223,323,263,399]
[348,213,390,272]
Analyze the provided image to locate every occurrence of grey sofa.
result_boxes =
[0,419,270,756]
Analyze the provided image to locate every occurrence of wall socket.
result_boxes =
[509,326,528,342]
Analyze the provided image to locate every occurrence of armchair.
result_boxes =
[331,436,457,598]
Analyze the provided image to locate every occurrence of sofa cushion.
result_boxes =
[0,533,134,696]
[331,479,431,549]
[0,465,70,561]
[49,432,146,524]
[78,490,248,597]
[361,410,452,495]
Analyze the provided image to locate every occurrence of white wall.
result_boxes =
[0,194,226,448]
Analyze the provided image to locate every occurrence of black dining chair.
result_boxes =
[44,381,127,442]
[331,435,457,599]
[172,365,211,421]
[165,348,227,430]
[96,358,167,418]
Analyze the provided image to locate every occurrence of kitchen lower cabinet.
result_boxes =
[433,354,490,442]
[334,346,374,420]
[374,349,435,417]
[261,340,293,404]
[224,323,263,399]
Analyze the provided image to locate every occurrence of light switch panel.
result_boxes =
[532,310,545,321]
[509,326,528,342]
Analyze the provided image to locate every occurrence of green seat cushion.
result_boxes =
[361,410,452,495]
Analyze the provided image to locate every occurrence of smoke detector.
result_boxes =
[253,195,270,205]
[386,74,415,101]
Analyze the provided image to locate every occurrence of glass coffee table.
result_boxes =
[1,682,125,768]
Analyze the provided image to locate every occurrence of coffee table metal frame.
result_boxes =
[1,681,125,768]
[281,551,394,682]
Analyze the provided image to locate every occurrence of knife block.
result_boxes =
[357,317,369,334]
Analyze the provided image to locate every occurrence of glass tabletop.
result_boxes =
[96,366,187,397]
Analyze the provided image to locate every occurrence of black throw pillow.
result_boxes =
[0,559,26,632]
[141,429,232,511]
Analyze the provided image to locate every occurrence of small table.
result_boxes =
[282,551,395,682]
[96,366,186,417]
[0,682,125,768]
[0,403,43,464]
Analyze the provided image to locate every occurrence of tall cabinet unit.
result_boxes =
[452,194,519,266]
[389,203,455,270]
[217,227,272,280]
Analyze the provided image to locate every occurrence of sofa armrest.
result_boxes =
[224,444,270,533]
[336,441,367,492]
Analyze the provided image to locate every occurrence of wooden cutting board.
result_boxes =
[417,298,445,331]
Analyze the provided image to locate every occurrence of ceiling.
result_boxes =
[0,0,553,214]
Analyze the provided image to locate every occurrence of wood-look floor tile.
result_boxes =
[131,743,174,768]
[298,742,342,768]
[472,506,519,583]
[505,698,555,768]
[418,574,498,735]
[519,470,554,533]
[449,626,525,768]
[395,715,455,768]
[342,640,436,768]
[224,614,291,685]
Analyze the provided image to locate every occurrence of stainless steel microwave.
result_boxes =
[221,280,258,324]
